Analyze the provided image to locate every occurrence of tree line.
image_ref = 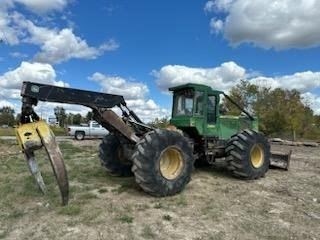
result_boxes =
[0,106,94,127]
[52,107,93,127]
[224,80,319,140]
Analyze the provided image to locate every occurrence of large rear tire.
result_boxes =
[226,129,270,179]
[99,134,133,177]
[131,129,194,197]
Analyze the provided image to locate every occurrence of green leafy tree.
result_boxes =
[54,106,67,127]
[73,114,82,125]
[15,113,21,125]
[315,115,320,128]
[224,80,259,115]
[0,106,15,126]
[86,111,94,122]
[226,81,315,140]
[66,113,74,125]
[149,117,170,129]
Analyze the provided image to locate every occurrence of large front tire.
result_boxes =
[226,129,270,179]
[99,134,133,177]
[131,129,194,197]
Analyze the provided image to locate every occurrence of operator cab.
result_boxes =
[172,87,217,122]
[169,83,223,136]
[169,83,257,139]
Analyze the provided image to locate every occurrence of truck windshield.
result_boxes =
[173,90,194,116]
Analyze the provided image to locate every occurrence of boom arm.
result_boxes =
[20,81,148,142]
[21,81,126,109]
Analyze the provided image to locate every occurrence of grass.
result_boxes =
[162,214,172,221]
[1,139,319,239]
[116,214,134,224]
[0,128,15,136]
[141,225,156,239]
[0,126,66,136]
[58,205,81,216]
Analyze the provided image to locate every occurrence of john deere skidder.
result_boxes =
[16,82,290,205]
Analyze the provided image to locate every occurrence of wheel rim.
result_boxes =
[159,147,184,180]
[250,144,264,168]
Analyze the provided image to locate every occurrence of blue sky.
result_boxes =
[0,0,320,120]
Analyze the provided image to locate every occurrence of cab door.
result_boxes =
[205,94,219,136]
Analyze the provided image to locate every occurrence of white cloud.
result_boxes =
[10,51,28,58]
[301,92,320,115]
[0,1,119,63]
[90,73,148,100]
[154,61,246,92]
[250,71,320,92]
[0,3,21,45]
[0,99,15,109]
[90,72,169,122]
[210,19,224,34]
[205,0,234,13]
[14,0,69,14]
[35,102,90,120]
[0,61,92,118]
[0,61,68,99]
[205,0,320,49]
[31,28,119,64]
[204,0,215,13]
[154,61,320,114]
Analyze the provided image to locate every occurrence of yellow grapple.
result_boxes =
[16,121,69,205]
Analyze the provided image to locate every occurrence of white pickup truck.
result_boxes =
[67,121,108,140]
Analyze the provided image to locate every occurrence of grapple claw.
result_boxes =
[24,151,47,194]
[16,120,69,205]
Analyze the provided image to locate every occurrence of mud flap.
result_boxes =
[16,121,69,205]
[270,150,292,170]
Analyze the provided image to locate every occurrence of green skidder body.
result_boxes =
[169,83,269,179]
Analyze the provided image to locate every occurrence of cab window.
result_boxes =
[194,91,204,115]
[207,95,216,124]
[92,122,100,128]
[173,90,194,116]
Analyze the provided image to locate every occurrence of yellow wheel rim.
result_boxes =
[159,147,184,180]
[250,144,264,168]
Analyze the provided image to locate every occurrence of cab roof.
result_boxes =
[168,83,224,95]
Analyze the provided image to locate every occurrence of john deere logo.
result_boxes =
[31,85,39,93]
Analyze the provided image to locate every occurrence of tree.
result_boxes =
[54,106,67,127]
[0,106,15,126]
[86,111,93,122]
[15,113,21,125]
[66,113,74,125]
[73,114,82,125]
[226,81,314,140]
[149,117,170,128]
[224,80,259,115]
[315,115,320,128]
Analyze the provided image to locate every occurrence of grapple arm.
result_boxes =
[17,82,146,205]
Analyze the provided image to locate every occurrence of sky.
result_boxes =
[0,0,320,122]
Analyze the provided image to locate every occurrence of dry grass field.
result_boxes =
[0,139,319,240]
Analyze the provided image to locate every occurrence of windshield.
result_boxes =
[173,89,194,116]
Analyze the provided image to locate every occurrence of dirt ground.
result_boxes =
[0,139,319,240]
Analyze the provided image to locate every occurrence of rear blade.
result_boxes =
[270,150,292,170]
